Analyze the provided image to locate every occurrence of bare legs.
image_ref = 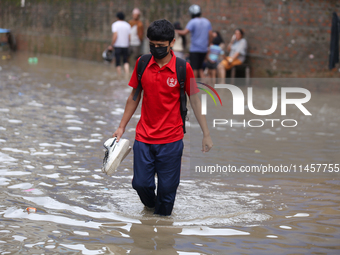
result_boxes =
[217,57,243,79]
[124,63,129,74]
[217,62,226,79]
[193,69,205,79]
[116,66,122,75]
[116,63,130,79]
[208,69,217,84]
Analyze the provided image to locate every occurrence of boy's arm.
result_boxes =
[108,32,118,50]
[138,21,144,42]
[189,93,213,152]
[208,29,213,45]
[113,88,141,141]
[176,28,190,36]
[205,48,210,61]
[111,32,118,47]
[228,52,240,63]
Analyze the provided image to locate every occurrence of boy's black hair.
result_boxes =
[147,19,175,43]
[116,12,125,20]
[191,13,201,18]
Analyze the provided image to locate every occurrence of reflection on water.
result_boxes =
[0,52,339,254]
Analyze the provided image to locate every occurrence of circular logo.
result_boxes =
[167,77,178,87]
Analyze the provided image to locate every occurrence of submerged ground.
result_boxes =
[0,52,339,254]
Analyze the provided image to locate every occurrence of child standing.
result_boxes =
[206,37,224,83]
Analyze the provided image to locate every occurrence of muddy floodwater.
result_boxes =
[1,52,340,254]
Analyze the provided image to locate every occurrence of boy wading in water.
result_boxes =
[113,19,213,216]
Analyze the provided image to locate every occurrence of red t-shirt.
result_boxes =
[129,51,199,144]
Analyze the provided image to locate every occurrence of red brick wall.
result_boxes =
[1,0,339,77]
[192,0,340,77]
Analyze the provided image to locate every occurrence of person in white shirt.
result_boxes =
[108,12,131,75]
[172,22,186,59]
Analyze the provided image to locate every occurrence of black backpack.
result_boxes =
[132,54,188,133]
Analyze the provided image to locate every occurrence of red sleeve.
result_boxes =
[185,62,200,96]
[128,58,140,89]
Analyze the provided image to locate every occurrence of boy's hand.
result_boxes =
[202,134,213,153]
[113,127,125,142]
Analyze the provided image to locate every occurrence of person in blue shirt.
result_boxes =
[176,4,213,78]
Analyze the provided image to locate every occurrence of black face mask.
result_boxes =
[150,44,169,59]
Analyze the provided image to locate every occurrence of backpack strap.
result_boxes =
[175,57,187,134]
[133,54,152,101]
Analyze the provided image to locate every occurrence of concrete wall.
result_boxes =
[1,0,339,77]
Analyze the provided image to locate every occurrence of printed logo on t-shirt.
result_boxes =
[167,77,177,87]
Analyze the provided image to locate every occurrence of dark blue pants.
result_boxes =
[114,47,129,66]
[132,140,183,216]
